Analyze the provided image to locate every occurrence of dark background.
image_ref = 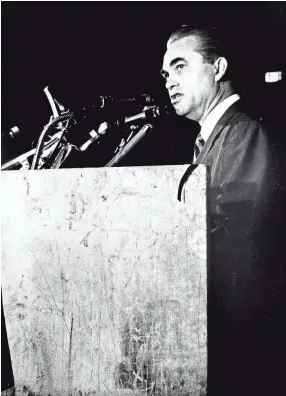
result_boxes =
[2,2,286,392]
[2,1,286,166]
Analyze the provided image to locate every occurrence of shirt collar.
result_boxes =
[200,94,240,143]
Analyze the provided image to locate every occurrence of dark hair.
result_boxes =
[167,24,236,83]
[168,25,228,65]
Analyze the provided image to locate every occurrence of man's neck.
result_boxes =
[199,87,235,126]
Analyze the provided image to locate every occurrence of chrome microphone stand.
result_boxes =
[105,123,153,167]
[1,87,168,170]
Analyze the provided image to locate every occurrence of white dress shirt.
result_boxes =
[200,93,240,144]
[193,94,240,162]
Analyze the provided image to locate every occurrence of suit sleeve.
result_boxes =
[217,119,276,228]
[210,118,280,328]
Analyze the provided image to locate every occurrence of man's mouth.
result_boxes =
[170,93,183,104]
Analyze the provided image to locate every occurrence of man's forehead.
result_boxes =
[163,36,200,69]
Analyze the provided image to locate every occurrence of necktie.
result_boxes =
[193,132,205,162]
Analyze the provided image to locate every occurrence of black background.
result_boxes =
[2,1,286,166]
[2,2,286,392]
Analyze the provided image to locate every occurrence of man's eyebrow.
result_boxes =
[170,57,187,67]
[160,57,187,76]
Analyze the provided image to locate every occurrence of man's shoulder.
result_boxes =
[222,102,271,141]
[217,102,276,152]
[227,102,265,129]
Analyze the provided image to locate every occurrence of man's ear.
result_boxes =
[213,57,228,81]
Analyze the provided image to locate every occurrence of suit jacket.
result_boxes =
[193,102,286,394]
[194,102,285,327]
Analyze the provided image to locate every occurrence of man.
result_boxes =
[161,25,285,395]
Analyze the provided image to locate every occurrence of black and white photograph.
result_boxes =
[2,2,286,396]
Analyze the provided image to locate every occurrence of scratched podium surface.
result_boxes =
[1,165,208,396]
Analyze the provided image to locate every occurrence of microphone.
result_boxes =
[98,94,155,108]
[81,94,155,112]
[79,123,109,151]
[79,94,157,123]
[1,126,21,139]
[79,104,172,152]
[124,104,172,124]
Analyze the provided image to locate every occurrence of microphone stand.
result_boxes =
[1,87,168,170]
[105,123,153,167]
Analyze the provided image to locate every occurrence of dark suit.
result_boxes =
[194,103,286,395]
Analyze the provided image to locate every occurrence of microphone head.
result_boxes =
[99,94,156,108]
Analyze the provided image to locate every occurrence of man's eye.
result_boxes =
[176,64,185,70]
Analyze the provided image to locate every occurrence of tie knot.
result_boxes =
[196,132,204,145]
[193,132,205,161]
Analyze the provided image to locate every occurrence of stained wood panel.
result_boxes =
[1,165,208,395]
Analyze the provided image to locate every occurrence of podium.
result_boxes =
[1,165,208,396]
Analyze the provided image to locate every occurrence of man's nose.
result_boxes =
[165,75,179,91]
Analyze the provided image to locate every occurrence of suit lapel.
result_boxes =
[195,103,240,164]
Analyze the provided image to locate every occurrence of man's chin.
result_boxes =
[174,105,189,117]
[173,103,195,119]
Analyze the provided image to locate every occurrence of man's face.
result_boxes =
[161,36,216,122]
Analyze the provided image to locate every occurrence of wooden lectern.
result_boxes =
[1,165,208,396]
